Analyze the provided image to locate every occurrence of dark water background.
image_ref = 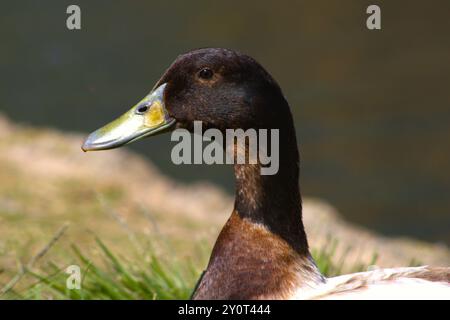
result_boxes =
[1,1,449,244]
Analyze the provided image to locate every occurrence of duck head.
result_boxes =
[82,48,319,299]
[82,48,290,151]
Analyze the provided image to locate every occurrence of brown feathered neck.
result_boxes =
[193,103,324,299]
[232,124,309,255]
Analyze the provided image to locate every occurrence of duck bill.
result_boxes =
[82,84,175,152]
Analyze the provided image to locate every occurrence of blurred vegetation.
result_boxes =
[1,226,378,300]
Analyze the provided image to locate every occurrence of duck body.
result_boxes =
[192,211,324,299]
[294,266,450,300]
[82,48,450,299]
[193,211,450,300]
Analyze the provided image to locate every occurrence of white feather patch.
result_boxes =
[289,266,450,300]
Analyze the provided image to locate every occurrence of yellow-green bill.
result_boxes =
[82,84,175,151]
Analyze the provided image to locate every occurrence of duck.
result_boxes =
[82,48,450,299]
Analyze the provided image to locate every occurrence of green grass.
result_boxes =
[0,232,379,300]
[2,235,202,300]
[311,235,379,277]
[27,240,198,300]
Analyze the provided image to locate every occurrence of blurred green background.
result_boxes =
[0,0,449,244]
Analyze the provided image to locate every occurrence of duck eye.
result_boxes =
[137,105,148,113]
[198,68,213,79]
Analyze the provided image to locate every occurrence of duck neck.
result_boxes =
[193,119,324,300]
[233,127,309,255]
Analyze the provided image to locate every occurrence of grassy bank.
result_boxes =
[1,224,378,300]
